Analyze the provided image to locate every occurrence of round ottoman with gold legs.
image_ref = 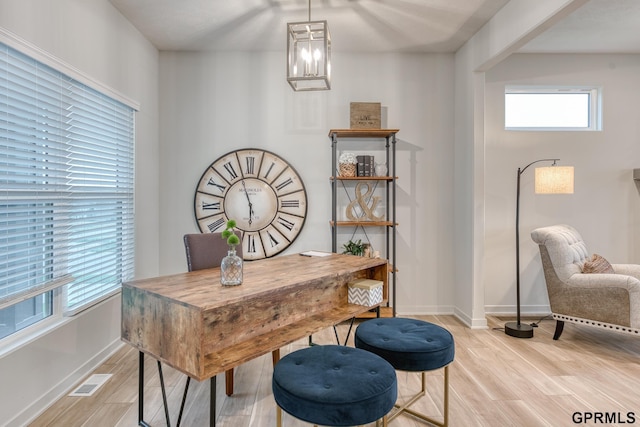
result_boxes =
[272,345,397,426]
[355,318,455,426]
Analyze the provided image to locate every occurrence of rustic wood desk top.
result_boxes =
[121,253,387,381]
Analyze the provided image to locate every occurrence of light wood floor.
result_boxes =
[29,315,640,427]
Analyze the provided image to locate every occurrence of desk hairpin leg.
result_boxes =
[311,317,357,347]
[341,306,381,344]
[310,308,381,347]
[341,317,356,346]
[178,377,191,426]
[138,352,213,427]
[138,351,151,427]
[210,376,216,427]
[157,361,172,426]
[157,363,192,427]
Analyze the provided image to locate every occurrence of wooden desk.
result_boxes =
[121,253,388,426]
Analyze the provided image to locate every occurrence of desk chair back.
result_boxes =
[182,232,246,398]
[184,232,244,271]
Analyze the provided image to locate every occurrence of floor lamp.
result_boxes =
[505,159,574,338]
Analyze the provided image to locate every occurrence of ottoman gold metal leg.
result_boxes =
[376,414,389,427]
[390,365,449,426]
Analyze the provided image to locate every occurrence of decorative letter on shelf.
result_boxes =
[346,182,384,221]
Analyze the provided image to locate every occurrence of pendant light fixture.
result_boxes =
[286,0,331,91]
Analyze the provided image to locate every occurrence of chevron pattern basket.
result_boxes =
[348,279,383,306]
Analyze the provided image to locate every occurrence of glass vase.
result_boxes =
[220,248,243,286]
[375,162,387,177]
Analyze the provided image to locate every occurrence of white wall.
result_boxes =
[0,0,159,424]
[484,53,640,314]
[453,0,589,327]
[3,0,635,422]
[158,51,456,315]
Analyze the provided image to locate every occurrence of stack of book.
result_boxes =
[356,155,374,177]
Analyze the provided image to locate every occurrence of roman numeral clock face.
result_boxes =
[194,149,308,260]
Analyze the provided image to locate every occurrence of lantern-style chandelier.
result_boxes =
[286,0,331,91]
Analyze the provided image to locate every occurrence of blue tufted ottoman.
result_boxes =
[272,345,397,426]
[355,318,455,426]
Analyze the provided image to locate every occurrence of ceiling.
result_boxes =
[108,0,509,53]
[520,0,640,53]
[109,0,640,54]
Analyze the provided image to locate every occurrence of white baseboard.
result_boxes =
[7,339,125,427]
[484,304,551,317]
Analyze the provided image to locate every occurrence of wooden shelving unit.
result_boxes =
[329,128,398,317]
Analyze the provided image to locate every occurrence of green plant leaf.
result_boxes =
[227,234,240,246]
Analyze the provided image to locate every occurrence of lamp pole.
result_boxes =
[505,158,559,338]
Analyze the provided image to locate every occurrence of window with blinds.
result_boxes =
[0,42,134,337]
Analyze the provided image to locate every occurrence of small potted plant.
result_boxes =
[342,239,369,256]
[220,220,242,286]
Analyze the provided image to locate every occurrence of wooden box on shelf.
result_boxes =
[350,102,381,129]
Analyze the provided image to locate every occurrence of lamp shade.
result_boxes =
[534,166,574,194]
[287,20,331,91]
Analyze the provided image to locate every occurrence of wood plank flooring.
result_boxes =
[29,315,640,427]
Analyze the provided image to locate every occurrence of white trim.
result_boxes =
[396,304,455,316]
[63,288,122,317]
[484,304,551,316]
[0,276,73,310]
[9,340,124,427]
[0,27,140,111]
[0,310,68,359]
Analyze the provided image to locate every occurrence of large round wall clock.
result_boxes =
[194,148,308,260]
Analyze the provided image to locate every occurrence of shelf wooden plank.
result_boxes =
[328,129,399,138]
[202,303,386,380]
[330,176,397,181]
[331,220,397,227]
[356,306,393,319]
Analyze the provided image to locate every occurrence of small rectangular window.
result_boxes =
[505,86,602,131]
[0,293,52,340]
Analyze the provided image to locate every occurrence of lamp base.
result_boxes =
[505,321,534,338]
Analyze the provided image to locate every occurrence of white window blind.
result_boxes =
[0,42,135,316]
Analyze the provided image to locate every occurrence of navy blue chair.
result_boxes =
[355,318,455,426]
[272,345,397,426]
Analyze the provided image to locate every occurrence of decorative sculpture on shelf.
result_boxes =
[346,182,384,221]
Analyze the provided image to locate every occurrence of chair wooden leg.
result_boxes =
[226,349,278,397]
[225,368,234,396]
[553,320,565,340]
[276,405,282,427]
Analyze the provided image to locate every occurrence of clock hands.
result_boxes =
[241,180,254,225]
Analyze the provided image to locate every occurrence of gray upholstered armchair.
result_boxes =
[530,224,640,340]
